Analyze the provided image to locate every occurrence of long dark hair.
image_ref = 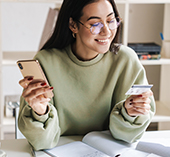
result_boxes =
[41,0,121,51]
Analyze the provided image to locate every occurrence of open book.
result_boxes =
[44,131,170,157]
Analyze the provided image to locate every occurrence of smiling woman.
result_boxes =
[69,0,119,60]
[18,0,155,151]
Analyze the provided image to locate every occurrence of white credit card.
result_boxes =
[125,84,153,95]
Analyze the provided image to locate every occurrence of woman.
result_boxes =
[18,0,155,150]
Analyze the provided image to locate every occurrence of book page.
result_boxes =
[82,131,136,157]
[120,149,149,157]
[121,149,161,157]
[147,154,162,157]
[136,139,170,157]
[44,141,110,157]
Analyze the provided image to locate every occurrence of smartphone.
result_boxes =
[125,84,153,95]
[17,59,53,98]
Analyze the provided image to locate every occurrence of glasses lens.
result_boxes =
[90,22,104,35]
[109,17,121,30]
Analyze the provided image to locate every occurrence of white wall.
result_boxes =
[1,2,56,52]
[128,4,164,45]
[2,65,22,97]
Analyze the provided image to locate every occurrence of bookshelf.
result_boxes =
[0,0,170,139]
[0,0,2,139]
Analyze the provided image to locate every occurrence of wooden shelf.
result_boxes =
[115,0,127,3]
[128,0,170,4]
[2,117,15,133]
[3,117,15,126]
[3,55,170,66]
[2,51,36,65]
[140,58,170,65]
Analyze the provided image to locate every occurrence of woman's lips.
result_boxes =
[95,38,109,44]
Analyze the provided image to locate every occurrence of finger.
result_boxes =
[127,104,150,116]
[129,109,148,116]
[125,98,151,116]
[140,90,153,97]
[19,76,34,88]
[30,95,51,105]
[38,95,51,103]
[24,86,53,102]
[131,97,151,104]
[22,81,48,97]
[133,106,150,115]
[128,109,144,116]
[132,102,151,110]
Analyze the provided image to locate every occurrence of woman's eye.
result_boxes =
[109,19,115,23]
[92,22,101,27]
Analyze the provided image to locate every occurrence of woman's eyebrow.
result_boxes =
[107,12,114,17]
[86,12,115,21]
[87,16,100,21]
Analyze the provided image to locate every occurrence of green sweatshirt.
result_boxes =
[18,44,155,150]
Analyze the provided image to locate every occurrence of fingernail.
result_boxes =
[50,87,54,90]
[27,77,33,81]
[138,95,143,97]
[130,99,133,102]
[41,82,47,86]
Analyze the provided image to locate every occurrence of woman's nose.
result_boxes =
[100,23,111,35]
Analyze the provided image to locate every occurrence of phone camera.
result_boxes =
[18,63,23,70]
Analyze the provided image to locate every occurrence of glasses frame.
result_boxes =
[77,16,122,35]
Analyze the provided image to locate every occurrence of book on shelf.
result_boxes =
[128,43,161,60]
[38,8,59,50]
[44,131,170,157]
[137,53,161,60]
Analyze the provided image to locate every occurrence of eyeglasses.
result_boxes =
[77,16,122,35]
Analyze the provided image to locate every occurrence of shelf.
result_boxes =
[140,58,170,65]
[1,117,15,133]
[128,0,170,4]
[115,0,127,3]
[3,117,15,126]
[2,51,36,65]
[3,53,170,66]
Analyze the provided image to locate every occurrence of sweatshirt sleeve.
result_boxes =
[109,61,156,143]
[18,96,61,150]
[109,96,155,143]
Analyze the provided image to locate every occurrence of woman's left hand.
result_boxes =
[124,90,153,117]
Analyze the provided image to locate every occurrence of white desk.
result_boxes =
[0,139,34,157]
[0,135,83,157]
[0,130,170,157]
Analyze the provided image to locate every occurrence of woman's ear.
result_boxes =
[69,17,78,33]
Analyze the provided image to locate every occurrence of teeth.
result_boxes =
[98,39,108,42]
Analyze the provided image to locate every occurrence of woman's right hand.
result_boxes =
[19,76,54,115]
